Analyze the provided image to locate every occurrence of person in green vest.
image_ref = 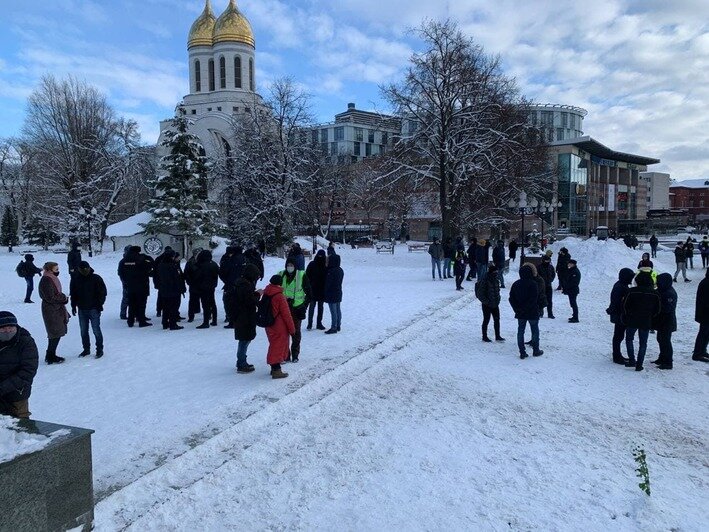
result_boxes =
[279,257,312,362]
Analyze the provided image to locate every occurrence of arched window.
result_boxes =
[249,58,254,91]
[208,59,215,91]
[234,56,242,89]
[194,60,201,92]
[219,56,226,89]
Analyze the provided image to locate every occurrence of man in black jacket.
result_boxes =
[220,246,246,328]
[16,254,42,303]
[509,264,543,359]
[538,255,556,318]
[157,251,186,330]
[232,264,261,373]
[606,268,635,365]
[118,246,153,328]
[692,269,709,362]
[305,250,327,330]
[556,247,570,291]
[653,273,677,369]
[565,259,581,322]
[623,271,661,371]
[0,311,38,418]
[476,263,504,342]
[192,250,220,329]
[153,246,174,317]
[70,261,107,358]
[673,242,690,283]
[183,249,202,323]
[67,242,82,278]
[649,234,659,258]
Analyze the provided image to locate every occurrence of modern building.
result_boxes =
[158,0,263,157]
[528,104,587,143]
[669,179,709,222]
[549,136,660,235]
[640,172,671,211]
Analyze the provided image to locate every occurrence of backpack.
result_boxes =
[15,261,26,278]
[474,280,485,302]
[255,294,275,328]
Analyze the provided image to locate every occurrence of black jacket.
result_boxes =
[508,241,519,257]
[244,248,264,280]
[649,236,658,249]
[492,245,505,265]
[220,252,246,288]
[535,276,547,309]
[467,244,477,266]
[232,275,259,342]
[654,273,677,332]
[118,250,153,295]
[538,261,556,286]
[474,244,488,264]
[70,270,107,312]
[565,266,581,296]
[324,255,344,304]
[157,261,186,298]
[306,253,328,302]
[67,246,82,273]
[191,251,220,295]
[607,268,635,324]
[0,328,39,402]
[477,274,501,308]
[183,257,199,290]
[509,265,539,320]
[556,252,570,277]
[674,246,687,263]
[442,242,454,260]
[695,271,709,324]
[18,259,42,279]
[623,281,661,330]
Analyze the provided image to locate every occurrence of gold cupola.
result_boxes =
[188,0,216,49]
[213,0,255,48]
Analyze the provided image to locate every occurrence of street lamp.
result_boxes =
[507,191,537,263]
[312,218,318,255]
[78,207,98,258]
[343,219,347,245]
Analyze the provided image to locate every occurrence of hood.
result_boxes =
[313,252,327,268]
[197,250,212,264]
[243,264,260,283]
[24,254,34,261]
[656,273,673,291]
[519,264,535,280]
[618,268,635,284]
[264,284,283,297]
[328,255,341,268]
[71,242,80,251]
[285,257,297,269]
[635,271,654,288]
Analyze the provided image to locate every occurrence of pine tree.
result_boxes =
[23,217,60,250]
[1,206,19,252]
[143,106,218,256]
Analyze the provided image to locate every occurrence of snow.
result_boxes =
[670,178,709,189]
[0,240,707,530]
[105,212,152,238]
[0,415,68,463]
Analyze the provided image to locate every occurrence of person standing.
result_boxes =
[428,238,443,280]
[324,254,344,334]
[288,244,306,272]
[653,273,677,370]
[509,263,543,359]
[183,249,202,323]
[606,268,635,365]
[0,312,38,419]
[192,250,220,329]
[673,241,690,283]
[305,250,327,330]
[157,251,186,331]
[691,269,709,363]
[684,237,695,269]
[508,239,519,263]
[279,258,312,362]
[220,246,246,328]
[538,255,556,319]
[442,238,454,279]
[700,236,709,268]
[119,246,131,320]
[533,265,547,319]
[637,253,654,270]
[565,259,581,323]
[556,247,570,291]
[16,254,42,303]
[492,240,506,288]
[232,264,261,374]
[453,245,467,291]
[118,246,153,328]
[70,261,107,358]
[244,246,265,281]
[475,240,489,280]
[257,238,266,259]
[466,238,477,281]
[67,242,82,278]
[152,246,174,318]
[476,264,504,342]
[263,275,295,379]
[649,234,659,258]
[622,271,661,372]
[38,262,69,364]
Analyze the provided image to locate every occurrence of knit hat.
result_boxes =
[545,250,553,257]
[79,261,91,270]
[0,311,18,328]
[269,274,283,286]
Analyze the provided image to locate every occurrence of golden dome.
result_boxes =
[213,0,255,48]
[188,0,216,49]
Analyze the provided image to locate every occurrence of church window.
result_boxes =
[234,56,242,88]
[219,56,226,89]
[195,60,201,92]
[208,59,215,91]
[249,58,254,91]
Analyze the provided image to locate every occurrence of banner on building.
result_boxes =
[607,184,616,212]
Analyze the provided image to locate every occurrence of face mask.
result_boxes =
[0,330,17,342]
[53,271,60,277]
[287,266,295,274]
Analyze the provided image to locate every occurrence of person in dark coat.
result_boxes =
[565,259,581,322]
[622,271,661,371]
[244,246,265,281]
[324,254,344,334]
[232,264,261,373]
[428,238,443,280]
[492,240,506,288]
[556,247,570,291]
[606,268,635,365]
[305,250,327,330]
[684,237,695,269]
[637,253,654,270]
[453,245,467,290]
[192,250,220,329]
[649,234,659,258]
[673,242,690,282]
[118,246,153,328]
[475,240,489,280]
[476,263,504,342]
[466,238,477,281]
[220,246,246,328]
[257,238,266,259]
[38,262,70,364]
[508,240,519,263]
[70,261,107,358]
[538,255,556,319]
[533,267,547,319]
[67,242,82,278]
[183,249,202,323]
[16,254,42,303]
[0,312,38,419]
[691,269,709,363]
[288,244,306,272]
[653,273,677,370]
[509,263,543,359]
[442,238,454,279]
[152,246,174,317]
[119,245,131,320]
[157,251,186,331]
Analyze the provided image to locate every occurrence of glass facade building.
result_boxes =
[557,153,589,234]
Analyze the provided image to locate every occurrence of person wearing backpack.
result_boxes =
[16,254,42,303]
[653,273,677,370]
[263,275,295,379]
[278,258,312,362]
[324,255,344,334]
[476,263,504,342]
[232,264,262,374]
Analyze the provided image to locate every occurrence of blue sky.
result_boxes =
[1,0,708,178]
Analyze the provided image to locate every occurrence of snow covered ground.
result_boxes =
[1,239,707,530]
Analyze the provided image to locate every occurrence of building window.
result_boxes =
[529,111,537,126]
[354,128,363,142]
[195,60,201,92]
[354,142,361,156]
[541,111,554,127]
[335,127,344,141]
[382,132,389,145]
[219,56,226,89]
[365,143,372,157]
[321,129,328,143]
[569,114,576,129]
[208,59,215,91]
[249,58,254,91]
[234,56,242,88]
[368,129,375,143]
[331,142,338,155]
[380,145,386,155]
[561,112,568,127]
[556,128,564,141]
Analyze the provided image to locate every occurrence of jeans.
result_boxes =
[625,328,649,366]
[328,302,342,331]
[443,258,452,278]
[517,319,539,355]
[651,247,657,258]
[477,263,488,281]
[431,258,442,279]
[236,340,251,369]
[308,300,324,327]
[688,255,694,269]
[674,261,687,280]
[656,329,673,366]
[79,308,103,351]
[568,293,579,319]
[24,277,34,302]
[703,254,709,268]
[612,322,627,360]
[481,305,500,339]
[496,265,505,288]
[693,322,709,356]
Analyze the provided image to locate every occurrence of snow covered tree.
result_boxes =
[1,206,19,252]
[143,106,218,256]
[22,217,60,250]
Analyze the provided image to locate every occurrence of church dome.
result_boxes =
[213,0,255,48]
[187,0,216,49]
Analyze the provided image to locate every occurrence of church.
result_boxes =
[157,0,263,157]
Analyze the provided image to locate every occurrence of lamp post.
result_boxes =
[312,218,318,255]
[342,219,347,245]
[78,207,98,258]
[507,191,538,263]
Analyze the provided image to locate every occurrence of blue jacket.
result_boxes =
[324,255,344,304]
[509,265,539,320]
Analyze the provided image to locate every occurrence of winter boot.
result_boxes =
[533,350,544,357]
[692,354,709,362]
[316,323,326,331]
[237,366,255,374]
[270,365,289,379]
[482,336,492,343]
[625,359,636,368]
[613,356,629,365]
[78,349,90,358]
[325,329,337,335]
[495,336,506,342]
[139,321,153,328]
[196,323,210,329]
[169,325,185,331]
[95,348,104,359]
[520,352,528,359]
[658,364,672,370]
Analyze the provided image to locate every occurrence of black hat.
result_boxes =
[0,311,18,328]
[24,254,34,261]
[79,261,91,270]
[269,274,283,286]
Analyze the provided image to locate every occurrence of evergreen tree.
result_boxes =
[22,217,60,250]
[1,206,19,252]
[143,106,218,256]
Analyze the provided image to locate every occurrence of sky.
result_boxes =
[0,0,707,178]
